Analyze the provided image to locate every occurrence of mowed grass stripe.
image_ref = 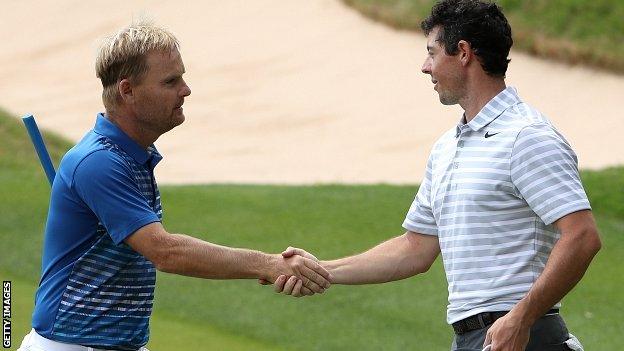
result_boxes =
[1,110,622,350]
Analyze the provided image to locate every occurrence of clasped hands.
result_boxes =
[263,247,327,297]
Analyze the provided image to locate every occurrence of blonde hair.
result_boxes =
[96,20,179,109]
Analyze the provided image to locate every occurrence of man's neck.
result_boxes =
[459,78,506,123]
[104,110,158,149]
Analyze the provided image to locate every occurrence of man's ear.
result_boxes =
[118,78,134,104]
[457,40,473,67]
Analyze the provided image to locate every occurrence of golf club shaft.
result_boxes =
[22,115,56,186]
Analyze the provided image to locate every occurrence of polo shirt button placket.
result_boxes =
[452,162,459,190]
[450,138,461,192]
[452,128,468,191]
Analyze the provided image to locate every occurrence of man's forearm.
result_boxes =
[156,233,276,280]
[510,225,601,326]
[126,222,331,292]
[322,253,416,285]
[323,232,439,285]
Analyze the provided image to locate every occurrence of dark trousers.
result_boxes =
[451,314,581,351]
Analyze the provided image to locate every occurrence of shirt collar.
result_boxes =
[93,113,163,168]
[456,86,522,135]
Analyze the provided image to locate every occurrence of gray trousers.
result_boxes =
[451,314,583,351]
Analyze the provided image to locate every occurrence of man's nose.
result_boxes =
[421,60,431,74]
[181,80,191,97]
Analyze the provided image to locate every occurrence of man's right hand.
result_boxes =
[266,248,330,295]
[273,247,327,297]
[259,247,326,297]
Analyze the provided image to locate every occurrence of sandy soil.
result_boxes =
[1,0,622,184]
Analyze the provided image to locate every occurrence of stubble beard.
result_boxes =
[438,91,460,105]
[136,108,180,138]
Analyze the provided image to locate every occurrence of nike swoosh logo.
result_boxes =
[484,131,500,138]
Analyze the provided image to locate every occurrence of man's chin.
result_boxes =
[161,115,185,134]
[438,94,458,106]
[173,112,185,125]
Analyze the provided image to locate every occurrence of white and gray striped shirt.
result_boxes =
[403,86,591,324]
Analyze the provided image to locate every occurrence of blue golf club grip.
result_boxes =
[22,115,56,186]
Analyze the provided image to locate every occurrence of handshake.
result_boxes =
[263,247,329,297]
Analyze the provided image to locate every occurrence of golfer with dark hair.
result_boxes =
[272,1,600,350]
[18,21,330,351]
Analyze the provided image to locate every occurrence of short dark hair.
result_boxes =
[421,0,513,77]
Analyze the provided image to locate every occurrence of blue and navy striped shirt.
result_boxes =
[32,113,163,350]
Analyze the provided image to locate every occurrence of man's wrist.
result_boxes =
[508,299,540,329]
[321,260,341,284]
[253,252,279,281]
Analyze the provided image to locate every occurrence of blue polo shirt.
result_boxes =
[32,113,163,350]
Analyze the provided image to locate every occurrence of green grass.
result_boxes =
[1,109,622,350]
[1,270,280,351]
[342,0,624,74]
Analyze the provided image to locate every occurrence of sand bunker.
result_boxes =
[1,0,622,184]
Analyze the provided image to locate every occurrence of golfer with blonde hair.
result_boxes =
[18,21,330,351]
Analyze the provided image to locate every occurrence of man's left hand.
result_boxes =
[484,312,530,351]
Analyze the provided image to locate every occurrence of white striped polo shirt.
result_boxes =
[403,86,591,324]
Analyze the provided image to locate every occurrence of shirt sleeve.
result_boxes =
[510,124,591,225]
[402,154,438,235]
[72,150,161,244]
